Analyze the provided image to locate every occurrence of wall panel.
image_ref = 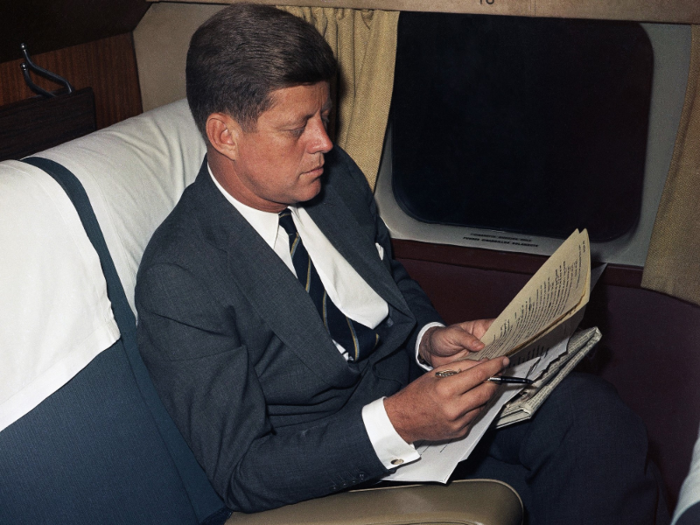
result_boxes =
[0,33,143,130]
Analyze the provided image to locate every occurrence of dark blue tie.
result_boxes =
[279,209,378,362]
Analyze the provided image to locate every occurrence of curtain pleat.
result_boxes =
[642,25,700,306]
[279,7,399,189]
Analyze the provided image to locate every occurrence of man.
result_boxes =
[136,4,667,523]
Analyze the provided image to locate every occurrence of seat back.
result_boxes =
[0,101,224,524]
[35,99,207,314]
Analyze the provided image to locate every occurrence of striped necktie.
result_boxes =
[278,209,379,362]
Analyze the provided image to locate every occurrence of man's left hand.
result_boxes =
[419,319,494,368]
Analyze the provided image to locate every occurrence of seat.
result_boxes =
[672,423,700,525]
[0,99,522,525]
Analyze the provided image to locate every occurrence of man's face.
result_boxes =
[222,82,333,212]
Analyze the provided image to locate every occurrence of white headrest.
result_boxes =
[0,161,120,431]
[0,99,205,431]
[37,99,206,314]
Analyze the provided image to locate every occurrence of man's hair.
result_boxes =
[186,3,337,138]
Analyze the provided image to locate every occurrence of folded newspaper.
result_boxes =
[496,326,601,428]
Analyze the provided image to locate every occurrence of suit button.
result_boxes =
[391,458,404,466]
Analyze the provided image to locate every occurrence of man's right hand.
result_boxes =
[383,357,509,444]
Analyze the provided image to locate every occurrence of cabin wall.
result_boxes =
[394,239,700,507]
[1,0,149,133]
[0,34,143,130]
[133,3,225,112]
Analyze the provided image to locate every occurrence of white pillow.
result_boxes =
[0,99,205,431]
[0,161,119,431]
[37,99,206,314]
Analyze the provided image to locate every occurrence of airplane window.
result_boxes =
[390,13,654,243]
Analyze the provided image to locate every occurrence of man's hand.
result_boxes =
[384,357,508,444]
[419,319,495,368]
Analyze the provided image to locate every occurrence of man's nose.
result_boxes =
[307,117,333,154]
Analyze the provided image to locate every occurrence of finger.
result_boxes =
[442,326,486,353]
[430,349,472,367]
[433,356,506,377]
[434,357,508,395]
[457,331,486,352]
[466,318,495,339]
[457,357,508,392]
[439,377,501,436]
[451,356,482,370]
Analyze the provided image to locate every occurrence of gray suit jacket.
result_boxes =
[136,147,443,512]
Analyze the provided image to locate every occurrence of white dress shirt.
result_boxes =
[209,167,421,471]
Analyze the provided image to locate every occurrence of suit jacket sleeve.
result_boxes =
[137,259,390,513]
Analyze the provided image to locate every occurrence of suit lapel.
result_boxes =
[193,166,359,387]
[305,184,411,318]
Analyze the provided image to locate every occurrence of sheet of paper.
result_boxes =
[467,229,590,361]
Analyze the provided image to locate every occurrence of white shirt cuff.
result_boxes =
[415,322,445,371]
[362,398,420,470]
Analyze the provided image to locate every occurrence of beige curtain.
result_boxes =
[279,7,399,189]
[642,25,700,305]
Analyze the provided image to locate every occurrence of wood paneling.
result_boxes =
[0,33,143,130]
[0,88,95,161]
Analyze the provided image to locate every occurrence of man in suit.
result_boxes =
[136,4,668,523]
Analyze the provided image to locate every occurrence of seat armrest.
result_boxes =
[226,479,523,525]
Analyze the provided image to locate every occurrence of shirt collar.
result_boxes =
[208,163,285,250]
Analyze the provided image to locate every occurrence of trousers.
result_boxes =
[452,373,670,525]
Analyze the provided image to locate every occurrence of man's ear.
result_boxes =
[206,113,242,160]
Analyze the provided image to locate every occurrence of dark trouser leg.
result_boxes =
[452,373,669,525]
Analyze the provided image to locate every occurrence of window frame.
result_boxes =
[375,21,692,267]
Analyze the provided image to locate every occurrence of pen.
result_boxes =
[487,376,534,385]
[434,369,534,384]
